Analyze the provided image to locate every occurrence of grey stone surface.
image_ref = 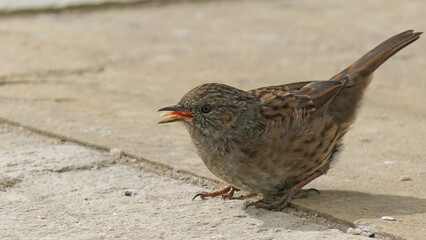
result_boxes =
[0,0,425,238]
[0,0,142,11]
[0,125,366,240]
[0,137,113,175]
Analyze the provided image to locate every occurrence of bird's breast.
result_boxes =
[192,114,341,195]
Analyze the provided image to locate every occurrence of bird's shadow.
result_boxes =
[243,190,426,231]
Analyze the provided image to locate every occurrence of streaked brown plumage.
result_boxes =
[158,30,422,210]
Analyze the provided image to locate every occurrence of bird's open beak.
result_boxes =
[158,104,194,124]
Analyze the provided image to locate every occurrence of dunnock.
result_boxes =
[159,30,421,210]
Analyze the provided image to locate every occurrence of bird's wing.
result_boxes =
[293,80,345,114]
[249,80,345,119]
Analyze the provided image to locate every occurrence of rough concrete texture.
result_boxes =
[0,0,143,12]
[0,124,368,240]
[0,0,425,239]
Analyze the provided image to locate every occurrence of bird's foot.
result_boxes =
[245,188,319,210]
[233,193,258,200]
[245,171,324,211]
[293,188,320,199]
[193,185,239,200]
[245,191,293,211]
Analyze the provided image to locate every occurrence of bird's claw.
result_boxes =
[245,192,293,211]
[192,193,206,201]
[244,199,264,209]
[192,185,239,201]
[245,199,290,211]
[245,201,280,211]
[293,188,320,199]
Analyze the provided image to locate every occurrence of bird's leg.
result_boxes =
[193,185,240,200]
[246,171,323,211]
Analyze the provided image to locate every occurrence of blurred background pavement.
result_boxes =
[0,0,425,239]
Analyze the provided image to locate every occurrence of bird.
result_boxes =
[158,30,422,210]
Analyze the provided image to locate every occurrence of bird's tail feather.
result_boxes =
[330,30,422,84]
[327,30,422,130]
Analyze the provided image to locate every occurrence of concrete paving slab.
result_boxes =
[0,1,425,239]
[0,0,145,12]
[0,124,367,240]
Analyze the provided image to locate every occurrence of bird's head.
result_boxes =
[158,83,259,138]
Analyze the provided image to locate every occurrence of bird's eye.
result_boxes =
[200,104,212,114]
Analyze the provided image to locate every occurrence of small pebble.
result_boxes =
[38,215,46,220]
[356,225,376,238]
[381,216,396,221]
[384,161,397,165]
[399,176,412,181]
[359,137,372,143]
[347,227,361,235]
[361,231,375,238]
[210,234,226,239]
[99,233,106,239]
[110,148,124,158]
[108,226,115,231]
[124,190,137,197]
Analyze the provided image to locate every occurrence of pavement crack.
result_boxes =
[0,65,105,85]
[47,159,116,173]
[0,0,192,18]
[0,80,37,86]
